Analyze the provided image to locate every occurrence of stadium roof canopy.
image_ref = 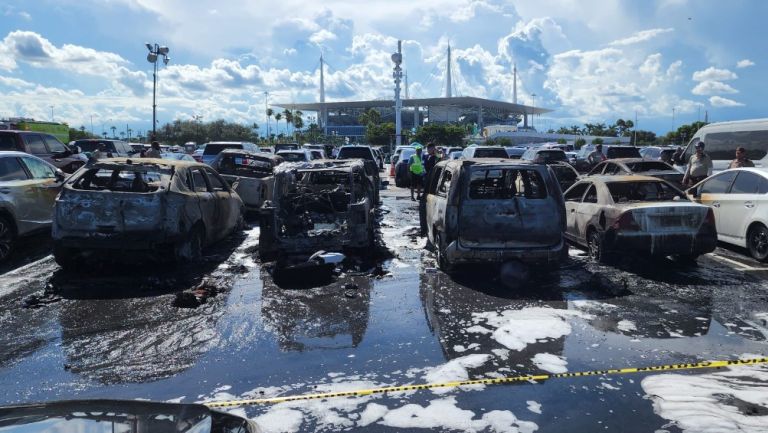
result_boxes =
[273,96,552,115]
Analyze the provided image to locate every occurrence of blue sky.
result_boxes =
[0,0,765,137]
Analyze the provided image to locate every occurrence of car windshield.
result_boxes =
[468,167,546,199]
[606,180,685,203]
[217,153,274,177]
[337,147,374,160]
[71,164,169,192]
[625,161,673,172]
[279,152,307,162]
[536,150,566,162]
[203,144,243,155]
[473,148,508,158]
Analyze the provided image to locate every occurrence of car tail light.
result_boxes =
[704,208,715,227]
[613,211,640,231]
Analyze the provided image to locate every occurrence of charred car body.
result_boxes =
[563,175,717,262]
[422,159,567,272]
[210,149,283,212]
[52,158,244,267]
[259,160,376,261]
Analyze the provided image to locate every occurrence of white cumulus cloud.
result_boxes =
[709,96,744,107]
[692,66,737,82]
[691,80,738,96]
[608,28,674,46]
[736,59,755,68]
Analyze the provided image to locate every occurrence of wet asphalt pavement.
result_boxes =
[1,185,767,432]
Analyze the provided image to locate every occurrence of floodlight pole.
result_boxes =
[392,40,403,147]
[146,43,170,139]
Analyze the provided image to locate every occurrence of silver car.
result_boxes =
[210,149,284,212]
[0,151,65,261]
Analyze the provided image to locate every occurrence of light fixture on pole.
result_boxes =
[531,93,536,131]
[146,42,170,139]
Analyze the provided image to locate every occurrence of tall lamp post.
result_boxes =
[531,93,536,131]
[145,43,170,139]
[391,41,403,149]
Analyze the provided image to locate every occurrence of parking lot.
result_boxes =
[0,180,766,433]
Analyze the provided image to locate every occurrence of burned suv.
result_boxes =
[52,158,244,267]
[210,149,284,212]
[421,159,566,272]
[259,159,376,261]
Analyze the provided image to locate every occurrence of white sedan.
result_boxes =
[563,175,718,262]
[687,168,768,261]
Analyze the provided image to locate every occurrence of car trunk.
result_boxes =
[57,190,166,234]
[457,165,561,248]
[621,203,708,233]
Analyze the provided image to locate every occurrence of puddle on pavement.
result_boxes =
[1,194,768,432]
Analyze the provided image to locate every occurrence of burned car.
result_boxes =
[563,175,717,262]
[259,159,376,261]
[422,159,567,272]
[210,149,284,211]
[52,158,244,267]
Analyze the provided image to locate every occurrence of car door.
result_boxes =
[426,167,449,242]
[563,182,589,241]
[0,156,36,234]
[18,156,62,226]
[719,171,763,243]
[695,171,738,237]
[575,183,600,243]
[204,167,238,238]
[22,134,50,158]
[190,167,219,243]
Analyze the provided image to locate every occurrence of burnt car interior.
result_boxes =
[607,181,684,203]
[217,153,276,179]
[468,168,546,200]
[72,164,168,193]
[278,169,370,237]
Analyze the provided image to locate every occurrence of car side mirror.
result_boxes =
[55,170,66,182]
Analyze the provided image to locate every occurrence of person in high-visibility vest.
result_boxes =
[409,145,425,201]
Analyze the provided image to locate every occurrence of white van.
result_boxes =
[677,118,768,172]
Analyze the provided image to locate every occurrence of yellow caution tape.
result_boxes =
[204,357,768,408]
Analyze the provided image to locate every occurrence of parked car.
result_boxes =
[675,118,768,173]
[394,147,417,187]
[309,149,326,160]
[563,176,717,262]
[259,146,274,153]
[461,145,509,159]
[72,139,133,158]
[565,151,579,165]
[639,146,676,164]
[0,152,65,261]
[573,144,641,173]
[274,143,300,153]
[587,158,684,186]
[550,162,581,192]
[336,145,382,194]
[0,130,86,173]
[276,149,313,162]
[259,159,377,261]
[505,147,527,159]
[422,159,567,272]
[201,141,259,165]
[521,148,568,164]
[52,158,244,267]
[448,150,463,160]
[686,168,768,261]
[210,149,284,212]
[161,153,196,162]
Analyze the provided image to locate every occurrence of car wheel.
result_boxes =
[0,215,16,262]
[53,244,80,270]
[748,224,768,262]
[176,227,203,263]
[587,230,607,264]
[435,232,454,273]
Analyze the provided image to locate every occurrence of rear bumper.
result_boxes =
[446,238,565,265]
[604,226,717,256]
[54,230,183,251]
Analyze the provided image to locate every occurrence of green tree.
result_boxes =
[574,138,587,149]
[556,138,567,144]
[497,137,513,146]
[283,109,293,136]
[365,122,395,147]
[358,108,381,126]
[591,137,604,145]
[413,123,467,147]
[631,130,657,146]
[266,108,274,140]
[274,113,282,138]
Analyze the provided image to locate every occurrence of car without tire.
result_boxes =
[563,175,717,262]
[210,149,284,212]
[686,168,768,261]
[52,158,244,268]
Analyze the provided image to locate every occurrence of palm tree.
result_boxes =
[274,113,282,139]
[283,109,293,136]
[110,126,117,139]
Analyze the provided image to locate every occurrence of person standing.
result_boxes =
[423,143,439,180]
[587,144,606,166]
[682,141,713,187]
[409,145,425,201]
[728,146,755,169]
[145,141,162,158]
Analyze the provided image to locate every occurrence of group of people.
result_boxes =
[408,142,440,201]
[586,142,754,187]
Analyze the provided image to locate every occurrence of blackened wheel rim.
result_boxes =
[749,225,768,261]
[588,231,602,262]
[0,217,14,261]
[436,233,453,272]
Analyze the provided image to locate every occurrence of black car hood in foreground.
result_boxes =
[0,399,261,433]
